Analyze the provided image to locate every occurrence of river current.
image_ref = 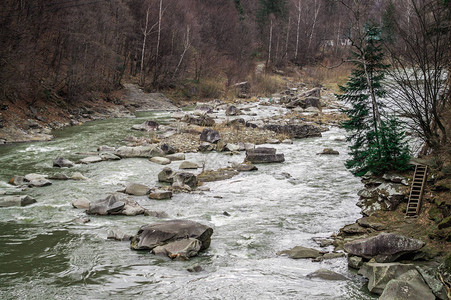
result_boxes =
[0,111,375,299]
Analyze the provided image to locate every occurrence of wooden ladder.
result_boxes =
[406,164,428,217]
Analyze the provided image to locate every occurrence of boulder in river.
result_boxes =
[149,190,173,200]
[131,120,159,131]
[49,173,70,180]
[71,172,88,180]
[166,153,185,161]
[245,147,285,164]
[78,156,103,164]
[232,162,258,172]
[307,269,347,281]
[87,194,147,216]
[179,161,199,169]
[225,105,241,116]
[97,145,116,152]
[72,197,90,209]
[379,269,435,300]
[114,145,164,158]
[130,220,213,255]
[125,183,151,196]
[263,124,322,139]
[153,238,202,259]
[158,167,176,183]
[53,157,74,168]
[317,148,339,155]
[172,172,198,190]
[107,228,132,241]
[344,233,425,262]
[0,195,37,207]
[160,143,178,155]
[150,157,171,165]
[277,246,322,259]
[9,175,25,186]
[198,142,214,152]
[200,128,220,144]
[358,262,416,294]
[99,152,121,161]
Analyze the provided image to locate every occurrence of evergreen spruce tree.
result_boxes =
[337,25,410,176]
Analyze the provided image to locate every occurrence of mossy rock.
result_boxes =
[428,207,444,223]
[433,179,451,192]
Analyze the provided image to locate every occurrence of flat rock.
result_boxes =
[71,172,88,180]
[0,195,37,207]
[131,120,159,131]
[100,152,121,161]
[24,173,48,182]
[48,173,70,180]
[98,145,116,152]
[28,179,52,187]
[87,194,146,216]
[342,223,367,235]
[358,262,417,294]
[277,246,322,259]
[53,157,74,168]
[179,161,199,169]
[166,153,185,161]
[245,147,285,164]
[149,190,173,200]
[125,183,151,196]
[263,124,322,139]
[379,269,435,300]
[344,233,425,262]
[232,162,258,172]
[150,157,171,165]
[79,156,103,164]
[357,217,386,231]
[317,148,339,155]
[307,269,347,281]
[114,145,164,158]
[130,219,213,251]
[107,228,132,241]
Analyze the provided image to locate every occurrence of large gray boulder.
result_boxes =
[130,220,213,253]
[114,145,164,158]
[158,167,176,183]
[152,238,201,259]
[0,195,36,207]
[53,157,74,168]
[225,105,241,116]
[263,124,322,139]
[8,175,25,186]
[358,262,416,294]
[172,172,198,190]
[245,147,285,164]
[344,233,424,262]
[125,183,151,196]
[200,128,220,144]
[87,194,147,216]
[379,269,435,300]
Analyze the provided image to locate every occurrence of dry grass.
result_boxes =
[298,64,353,93]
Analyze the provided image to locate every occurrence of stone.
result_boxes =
[114,145,164,158]
[97,145,116,152]
[232,162,258,172]
[125,183,151,196]
[358,262,417,294]
[277,246,322,259]
[107,229,132,241]
[321,252,346,260]
[379,269,435,300]
[79,156,103,164]
[225,143,241,151]
[150,157,171,165]
[307,269,347,281]
[245,147,285,164]
[87,194,146,216]
[149,190,173,200]
[9,175,25,186]
[160,143,178,155]
[382,173,408,186]
[173,172,198,189]
[48,173,70,180]
[71,172,88,180]
[130,220,213,251]
[131,120,159,131]
[344,233,425,262]
[317,148,340,155]
[415,266,449,300]
[158,167,176,183]
[200,128,220,144]
[198,142,214,152]
[304,97,321,109]
[225,105,240,116]
[0,195,37,207]
[28,179,52,187]
[197,168,239,182]
[53,157,74,168]
[71,198,90,209]
[100,152,121,161]
[72,217,90,224]
[357,217,386,231]
[152,238,202,259]
[341,223,367,235]
[179,161,199,169]
[166,153,186,161]
[282,139,293,144]
[187,264,204,272]
[263,124,322,139]
[348,256,363,269]
[144,210,169,218]
[24,173,48,182]
[182,114,215,127]
[266,139,280,144]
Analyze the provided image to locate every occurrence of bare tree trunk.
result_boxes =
[140,6,151,86]
[267,18,273,66]
[155,0,163,66]
[173,25,190,79]
[308,0,321,49]
[295,0,301,60]
[285,16,290,60]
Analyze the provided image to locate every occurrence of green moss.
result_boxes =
[428,207,444,223]
[438,216,451,230]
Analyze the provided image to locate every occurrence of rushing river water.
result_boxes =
[0,111,376,299]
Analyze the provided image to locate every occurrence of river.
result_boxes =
[0,111,376,299]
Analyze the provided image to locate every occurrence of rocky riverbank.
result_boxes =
[333,166,451,299]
